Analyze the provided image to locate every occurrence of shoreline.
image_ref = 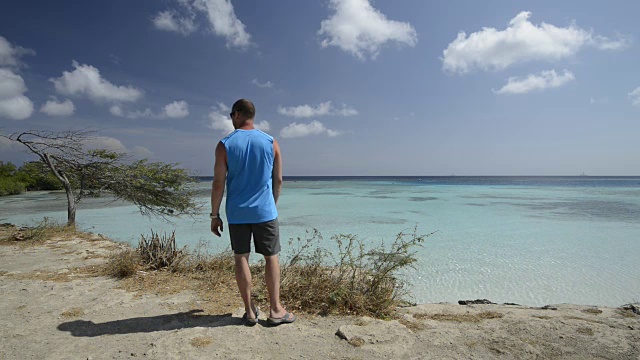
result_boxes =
[1,226,639,359]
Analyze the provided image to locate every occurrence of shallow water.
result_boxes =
[2,176,639,307]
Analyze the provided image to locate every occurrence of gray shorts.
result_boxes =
[228,218,280,256]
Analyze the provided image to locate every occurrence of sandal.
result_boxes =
[267,312,295,326]
[242,305,260,326]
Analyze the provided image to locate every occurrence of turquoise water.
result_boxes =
[1,177,639,307]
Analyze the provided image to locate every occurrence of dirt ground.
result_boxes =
[1,231,639,359]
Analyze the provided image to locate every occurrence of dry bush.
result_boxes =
[104,249,139,278]
[138,230,186,271]
[268,227,433,318]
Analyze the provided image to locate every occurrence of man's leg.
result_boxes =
[264,254,287,318]
[234,253,257,319]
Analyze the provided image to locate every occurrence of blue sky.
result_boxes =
[1,0,639,176]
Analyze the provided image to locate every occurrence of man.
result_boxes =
[210,99,294,326]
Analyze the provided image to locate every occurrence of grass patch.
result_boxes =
[347,337,366,347]
[61,307,84,318]
[398,317,425,331]
[0,218,95,246]
[415,311,504,323]
[617,309,637,318]
[5,265,102,282]
[576,327,594,336]
[581,308,603,315]
[532,315,552,320]
[190,336,213,348]
[563,316,605,325]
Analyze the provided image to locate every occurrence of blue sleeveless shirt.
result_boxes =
[221,129,278,224]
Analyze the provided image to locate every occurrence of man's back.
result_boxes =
[221,129,277,224]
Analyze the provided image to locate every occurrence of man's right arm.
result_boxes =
[211,141,227,236]
[272,139,282,204]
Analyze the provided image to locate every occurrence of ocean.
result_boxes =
[1,176,639,307]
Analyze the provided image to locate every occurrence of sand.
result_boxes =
[1,233,639,359]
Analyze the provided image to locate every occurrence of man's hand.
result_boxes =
[211,218,224,237]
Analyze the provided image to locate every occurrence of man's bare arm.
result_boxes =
[211,141,227,236]
[272,139,283,204]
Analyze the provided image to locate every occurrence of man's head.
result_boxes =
[230,99,256,129]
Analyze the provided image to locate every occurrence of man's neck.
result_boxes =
[237,120,255,130]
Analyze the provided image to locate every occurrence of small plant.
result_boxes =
[138,230,186,271]
[105,249,139,278]
[274,226,434,317]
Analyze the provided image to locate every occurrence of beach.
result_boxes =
[1,227,638,359]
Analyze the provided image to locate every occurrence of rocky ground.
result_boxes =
[1,226,639,359]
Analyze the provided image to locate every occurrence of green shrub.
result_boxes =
[0,177,25,196]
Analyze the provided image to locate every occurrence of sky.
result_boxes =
[0,0,639,176]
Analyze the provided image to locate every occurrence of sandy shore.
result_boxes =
[1,232,639,359]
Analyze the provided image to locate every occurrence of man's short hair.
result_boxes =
[232,99,256,119]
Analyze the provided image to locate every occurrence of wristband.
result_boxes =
[210,213,220,219]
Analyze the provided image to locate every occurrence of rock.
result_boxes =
[458,299,495,305]
[620,304,639,315]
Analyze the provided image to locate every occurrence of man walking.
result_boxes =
[210,99,294,326]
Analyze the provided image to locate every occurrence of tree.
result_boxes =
[16,161,63,191]
[1,129,199,227]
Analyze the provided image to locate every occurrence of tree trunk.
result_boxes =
[63,182,76,227]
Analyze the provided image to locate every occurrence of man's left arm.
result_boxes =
[211,141,227,237]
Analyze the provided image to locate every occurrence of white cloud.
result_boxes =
[0,36,35,68]
[131,146,154,159]
[254,120,270,132]
[0,68,26,98]
[278,102,332,118]
[40,98,75,117]
[217,101,230,112]
[194,0,252,48]
[111,101,189,119]
[334,105,358,116]
[327,129,342,137]
[109,105,124,117]
[152,10,198,35]
[208,103,235,133]
[153,0,253,48]
[0,68,33,120]
[494,69,575,95]
[629,87,640,106]
[252,78,273,88]
[162,100,189,118]
[589,96,608,105]
[277,101,358,118]
[442,11,631,74]
[280,120,340,138]
[50,61,143,103]
[318,0,417,60]
[85,136,128,153]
